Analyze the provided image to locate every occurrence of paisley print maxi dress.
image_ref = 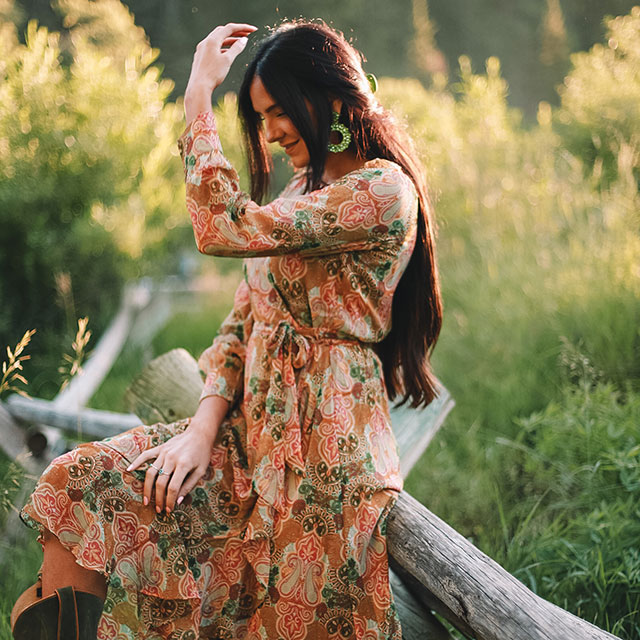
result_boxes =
[20,111,418,639]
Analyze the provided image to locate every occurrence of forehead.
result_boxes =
[249,76,276,114]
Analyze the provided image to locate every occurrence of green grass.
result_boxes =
[0,454,42,639]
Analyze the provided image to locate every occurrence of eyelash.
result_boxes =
[258,112,286,122]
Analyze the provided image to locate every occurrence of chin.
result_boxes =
[287,147,310,169]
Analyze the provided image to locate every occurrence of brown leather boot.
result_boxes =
[11,584,103,640]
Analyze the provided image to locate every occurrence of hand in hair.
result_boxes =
[185,23,257,124]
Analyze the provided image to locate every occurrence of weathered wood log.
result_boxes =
[389,559,474,638]
[387,491,619,640]
[388,570,452,640]
[124,349,204,424]
[54,282,152,412]
[391,389,454,478]
[4,395,140,440]
[0,403,40,475]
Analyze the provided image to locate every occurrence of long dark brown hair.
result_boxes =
[238,20,443,408]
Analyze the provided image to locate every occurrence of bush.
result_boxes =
[0,0,185,394]
[382,49,640,535]
[497,380,640,638]
[555,7,640,190]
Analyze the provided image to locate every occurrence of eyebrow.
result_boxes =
[257,103,282,116]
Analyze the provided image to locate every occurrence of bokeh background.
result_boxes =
[1,0,639,637]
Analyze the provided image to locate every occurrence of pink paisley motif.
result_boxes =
[337,191,377,230]
[30,485,71,522]
[296,531,324,563]
[213,538,245,586]
[80,539,106,569]
[278,254,308,281]
[97,614,119,640]
[355,502,380,536]
[113,513,147,557]
[275,600,314,640]
[278,547,324,606]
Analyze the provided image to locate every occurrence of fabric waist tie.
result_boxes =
[252,319,362,514]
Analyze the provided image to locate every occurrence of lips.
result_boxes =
[283,140,298,154]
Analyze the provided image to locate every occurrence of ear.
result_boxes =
[330,98,343,114]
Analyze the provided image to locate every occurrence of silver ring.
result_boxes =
[150,463,164,475]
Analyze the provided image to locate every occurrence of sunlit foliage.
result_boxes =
[0,0,185,393]
[556,7,640,189]
[381,10,640,636]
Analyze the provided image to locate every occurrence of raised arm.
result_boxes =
[178,112,417,258]
[197,274,253,406]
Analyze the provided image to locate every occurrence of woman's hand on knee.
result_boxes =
[126,430,210,514]
[126,396,230,513]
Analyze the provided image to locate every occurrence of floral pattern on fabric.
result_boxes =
[21,111,419,639]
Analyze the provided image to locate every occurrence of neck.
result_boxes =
[322,151,366,184]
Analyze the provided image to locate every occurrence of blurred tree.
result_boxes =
[540,0,569,67]
[0,0,185,396]
[0,0,22,22]
[555,7,640,190]
[13,0,640,119]
[410,0,448,84]
[535,0,571,107]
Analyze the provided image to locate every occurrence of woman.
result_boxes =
[12,20,442,640]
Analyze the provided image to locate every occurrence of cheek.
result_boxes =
[294,141,311,167]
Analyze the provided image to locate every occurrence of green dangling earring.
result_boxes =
[328,111,352,153]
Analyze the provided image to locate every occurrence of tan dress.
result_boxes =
[21,111,418,639]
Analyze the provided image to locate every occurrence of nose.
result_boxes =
[263,119,282,144]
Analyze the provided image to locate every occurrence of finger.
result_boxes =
[220,23,258,35]
[143,455,164,507]
[221,36,244,48]
[176,467,207,506]
[154,465,174,513]
[127,446,160,472]
[165,467,192,513]
[223,36,249,60]
[209,23,257,44]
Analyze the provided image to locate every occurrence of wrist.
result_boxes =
[184,84,215,124]
[187,395,229,442]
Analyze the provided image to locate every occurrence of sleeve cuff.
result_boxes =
[199,371,239,405]
[177,111,232,186]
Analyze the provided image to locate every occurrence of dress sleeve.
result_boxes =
[197,275,253,406]
[178,112,417,258]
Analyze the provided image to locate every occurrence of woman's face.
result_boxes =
[249,75,311,169]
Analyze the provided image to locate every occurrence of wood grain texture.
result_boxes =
[389,569,452,640]
[5,395,140,439]
[0,403,39,475]
[387,491,620,640]
[390,389,455,478]
[124,348,203,424]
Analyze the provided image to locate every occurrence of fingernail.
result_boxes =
[166,508,171,515]
[240,37,248,46]
[177,496,184,505]
[143,497,148,506]
[156,506,161,513]
[126,465,132,471]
